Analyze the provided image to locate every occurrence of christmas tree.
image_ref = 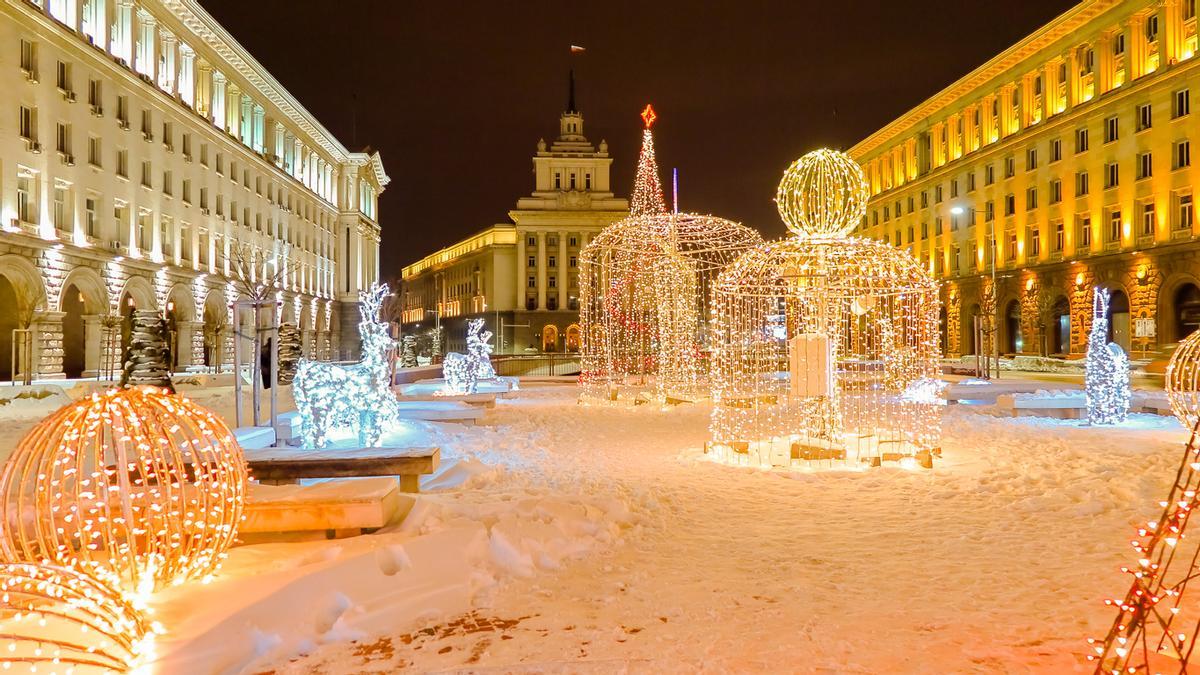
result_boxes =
[121,310,174,391]
[630,104,667,216]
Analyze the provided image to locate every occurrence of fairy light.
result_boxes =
[629,104,666,217]
[0,562,158,673]
[0,386,248,594]
[708,149,941,468]
[1166,328,1200,429]
[441,318,495,395]
[293,283,398,448]
[1085,287,1131,425]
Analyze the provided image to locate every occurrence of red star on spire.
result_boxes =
[641,104,657,129]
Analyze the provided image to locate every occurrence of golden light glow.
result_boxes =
[1166,331,1200,429]
[710,149,941,468]
[0,562,156,672]
[0,386,248,593]
[1076,272,1086,286]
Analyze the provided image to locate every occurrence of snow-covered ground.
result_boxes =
[0,383,1189,673]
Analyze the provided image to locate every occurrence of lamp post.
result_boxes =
[951,205,999,379]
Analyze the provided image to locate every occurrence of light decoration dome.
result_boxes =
[0,386,248,594]
[0,562,156,673]
[579,212,763,402]
[708,149,942,468]
[1166,329,1200,428]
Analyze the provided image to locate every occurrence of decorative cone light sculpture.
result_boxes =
[0,385,248,594]
[579,105,763,403]
[708,149,941,468]
[0,562,156,672]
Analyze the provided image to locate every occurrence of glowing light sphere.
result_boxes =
[0,562,156,673]
[579,213,763,402]
[776,148,871,239]
[710,149,941,468]
[0,386,248,593]
[1166,327,1200,428]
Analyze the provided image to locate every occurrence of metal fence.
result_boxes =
[490,354,580,377]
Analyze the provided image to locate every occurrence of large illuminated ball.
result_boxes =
[0,562,155,673]
[1166,330,1200,429]
[776,148,870,239]
[0,386,248,593]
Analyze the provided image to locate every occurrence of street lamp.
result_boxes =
[950,205,1000,379]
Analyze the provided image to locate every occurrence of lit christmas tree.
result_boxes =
[630,104,667,216]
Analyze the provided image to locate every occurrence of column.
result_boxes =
[274,123,285,166]
[135,9,155,79]
[252,104,264,153]
[175,320,199,369]
[115,0,133,64]
[516,234,526,310]
[82,314,102,376]
[178,43,195,106]
[158,29,176,93]
[536,231,547,310]
[1163,0,1183,65]
[225,83,240,136]
[195,60,211,116]
[36,312,66,380]
[557,231,567,310]
[211,71,226,129]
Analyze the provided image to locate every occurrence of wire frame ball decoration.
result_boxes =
[1166,328,1200,429]
[0,562,156,673]
[0,386,248,595]
[709,149,942,468]
[579,213,763,402]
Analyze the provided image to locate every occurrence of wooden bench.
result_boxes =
[995,393,1086,418]
[394,400,484,424]
[244,446,440,493]
[241,476,406,542]
[234,426,277,449]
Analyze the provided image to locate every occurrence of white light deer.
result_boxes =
[442,318,495,395]
[293,283,398,447]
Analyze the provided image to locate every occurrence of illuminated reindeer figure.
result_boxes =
[293,283,398,448]
[442,318,495,395]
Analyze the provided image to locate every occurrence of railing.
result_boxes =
[490,354,580,377]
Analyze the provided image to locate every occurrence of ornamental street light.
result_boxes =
[951,205,999,379]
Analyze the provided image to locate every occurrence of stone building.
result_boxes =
[852,0,1200,358]
[0,0,387,380]
[400,77,629,355]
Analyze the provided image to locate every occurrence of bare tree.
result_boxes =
[227,241,301,302]
[1034,289,1057,357]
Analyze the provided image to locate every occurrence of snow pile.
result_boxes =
[1011,388,1086,400]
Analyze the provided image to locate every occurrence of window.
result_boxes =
[1187,0,1197,20]
[527,276,535,289]
[19,39,36,77]
[116,95,128,127]
[1105,162,1119,189]
[1115,33,1126,55]
[1176,89,1191,119]
[1076,128,1089,153]
[55,122,71,156]
[1026,187,1038,210]
[527,255,535,267]
[141,109,152,139]
[87,135,100,167]
[1049,179,1062,204]
[55,60,71,94]
[116,149,128,178]
[549,276,557,288]
[1079,216,1092,247]
[1109,210,1122,242]
[921,221,928,239]
[1027,147,1038,170]
[985,200,995,222]
[1054,221,1065,251]
[883,206,890,222]
[907,225,914,243]
[19,106,35,140]
[52,185,68,232]
[182,179,191,204]
[952,245,960,272]
[1050,138,1061,162]
[1008,233,1018,260]
[934,185,943,203]
[216,153,224,175]
[585,174,592,190]
[1030,227,1041,256]
[163,170,172,196]
[1177,140,1192,169]
[16,175,33,224]
[1137,103,1153,131]
[967,172,976,192]
[920,191,928,208]
[569,236,577,247]
[1004,156,1015,178]
[141,160,152,188]
[936,217,944,235]
[1076,171,1090,196]
[950,180,958,198]
[984,164,995,185]
[200,187,208,210]
[1181,194,1195,230]
[200,144,208,166]
[553,173,561,189]
[1005,194,1016,216]
[84,197,97,237]
[548,255,556,268]
[570,255,577,267]
[1142,202,1156,237]
[160,219,172,257]
[1105,116,1119,143]
[1138,152,1153,180]
[87,79,101,110]
[907,196,915,214]
[182,134,191,160]
[1147,15,1159,42]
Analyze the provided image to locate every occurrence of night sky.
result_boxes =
[198,0,1078,279]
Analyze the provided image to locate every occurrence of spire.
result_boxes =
[630,104,667,216]
[567,69,577,113]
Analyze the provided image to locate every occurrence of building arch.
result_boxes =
[565,323,581,352]
[0,254,47,308]
[117,275,156,312]
[1160,272,1200,343]
[1097,281,1131,353]
[541,324,559,352]
[202,290,229,368]
[1049,295,1071,356]
[1003,299,1022,355]
[57,266,107,314]
[961,302,980,356]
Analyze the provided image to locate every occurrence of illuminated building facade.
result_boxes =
[400,81,628,354]
[0,0,388,380]
[853,0,1200,357]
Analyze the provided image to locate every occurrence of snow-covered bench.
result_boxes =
[995,391,1086,418]
[240,477,406,542]
[244,446,440,493]
[234,426,277,449]
[1133,391,1173,415]
[394,400,484,424]
[273,412,303,446]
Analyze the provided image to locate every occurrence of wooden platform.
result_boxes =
[244,446,440,493]
[241,477,407,542]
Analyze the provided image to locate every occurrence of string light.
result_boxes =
[1166,328,1200,429]
[0,386,248,594]
[708,149,941,468]
[1085,287,1131,426]
[293,283,398,448]
[0,562,158,673]
[629,104,667,217]
[441,318,494,395]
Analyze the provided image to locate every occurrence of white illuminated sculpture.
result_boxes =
[293,283,398,447]
[1085,287,1131,425]
[442,318,494,395]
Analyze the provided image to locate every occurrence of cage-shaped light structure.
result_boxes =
[579,213,763,402]
[0,562,156,673]
[709,149,941,467]
[0,386,248,594]
[1166,329,1200,428]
